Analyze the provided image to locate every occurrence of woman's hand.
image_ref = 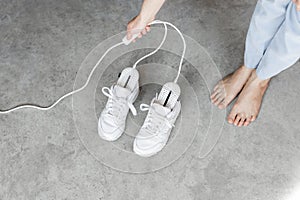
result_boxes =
[127,15,153,42]
[126,0,165,42]
[292,0,300,11]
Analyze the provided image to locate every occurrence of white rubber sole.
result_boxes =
[133,139,168,157]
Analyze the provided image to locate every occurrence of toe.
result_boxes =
[251,115,257,122]
[212,93,222,104]
[211,92,219,102]
[218,98,230,109]
[215,99,224,108]
[212,84,218,92]
[227,108,238,124]
[210,90,218,100]
[244,117,251,126]
[234,114,241,126]
[211,89,221,100]
[211,96,218,104]
[214,95,225,107]
[218,102,225,109]
[238,116,245,127]
[213,82,221,91]
[211,87,222,99]
[227,114,235,124]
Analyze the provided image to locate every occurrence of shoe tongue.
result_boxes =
[152,102,171,116]
[114,85,131,98]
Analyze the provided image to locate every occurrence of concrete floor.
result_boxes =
[1,0,300,199]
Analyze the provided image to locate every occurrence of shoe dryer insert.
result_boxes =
[157,82,181,108]
[0,20,185,114]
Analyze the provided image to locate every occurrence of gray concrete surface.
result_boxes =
[1,0,300,199]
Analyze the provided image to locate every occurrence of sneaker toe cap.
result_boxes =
[133,132,163,157]
[98,117,124,141]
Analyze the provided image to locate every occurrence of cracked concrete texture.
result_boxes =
[1,0,300,199]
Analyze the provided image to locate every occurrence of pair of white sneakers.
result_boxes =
[98,67,181,157]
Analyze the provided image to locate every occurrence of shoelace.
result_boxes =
[102,86,137,120]
[140,103,174,136]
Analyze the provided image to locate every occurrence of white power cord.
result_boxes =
[149,20,186,83]
[0,20,186,114]
[132,23,168,69]
[0,42,124,114]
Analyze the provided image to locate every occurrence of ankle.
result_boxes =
[241,65,255,72]
[251,70,270,87]
[236,65,255,78]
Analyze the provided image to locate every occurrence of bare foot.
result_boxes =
[211,65,254,109]
[227,70,270,127]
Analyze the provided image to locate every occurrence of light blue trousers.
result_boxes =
[244,0,300,80]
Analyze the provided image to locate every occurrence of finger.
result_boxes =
[142,29,147,35]
[126,23,134,40]
[146,26,151,32]
[127,32,132,40]
[127,23,133,31]
[137,33,142,38]
[127,29,138,40]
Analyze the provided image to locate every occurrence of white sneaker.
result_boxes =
[133,82,181,157]
[98,67,139,141]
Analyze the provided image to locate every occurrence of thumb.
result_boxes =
[126,31,132,40]
[126,24,133,40]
